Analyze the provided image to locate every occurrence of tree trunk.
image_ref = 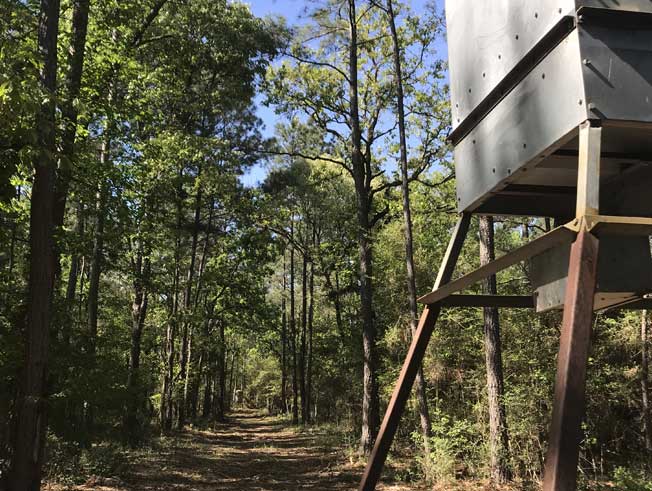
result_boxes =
[282,251,288,413]
[53,0,90,271]
[179,327,192,426]
[386,0,432,449]
[161,317,173,431]
[77,255,86,321]
[86,136,109,356]
[125,252,150,443]
[162,316,177,431]
[306,246,315,424]
[161,169,183,432]
[188,349,201,420]
[194,199,214,420]
[217,319,227,421]
[228,350,237,412]
[62,202,84,347]
[347,0,379,455]
[300,247,308,424]
[290,221,299,424]
[479,216,511,483]
[641,310,652,451]
[83,132,109,433]
[202,364,212,419]
[9,1,60,489]
[86,29,117,361]
[178,176,202,428]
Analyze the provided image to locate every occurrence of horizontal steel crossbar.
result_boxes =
[418,225,577,305]
[582,215,652,236]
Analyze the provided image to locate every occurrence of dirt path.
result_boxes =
[54,411,419,491]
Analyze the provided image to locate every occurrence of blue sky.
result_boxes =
[241,0,446,187]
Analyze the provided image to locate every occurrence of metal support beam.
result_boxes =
[583,215,652,236]
[542,229,600,491]
[576,121,602,218]
[358,214,471,491]
[418,225,576,306]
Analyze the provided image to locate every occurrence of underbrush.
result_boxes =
[575,461,652,490]
[309,418,652,491]
[44,433,128,486]
[606,466,652,491]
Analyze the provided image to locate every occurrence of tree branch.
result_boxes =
[130,0,168,49]
[263,149,351,172]
[284,51,351,83]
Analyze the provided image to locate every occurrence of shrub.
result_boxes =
[45,432,127,485]
[612,467,652,491]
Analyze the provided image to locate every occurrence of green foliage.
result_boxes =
[45,434,127,485]
[412,407,481,485]
[612,467,652,491]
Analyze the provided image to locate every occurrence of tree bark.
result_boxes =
[84,133,110,434]
[9,1,60,489]
[479,216,511,483]
[641,310,652,451]
[86,142,109,356]
[386,0,432,449]
[281,251,288,413]
[53,0,90,264]
[300,246,308,424]
[86,28,117,363]
[228,350,237,413]
[161,169,183,432]
[194,199,214,419]
[188,350,201,420]
[125,249,150,443]
[290,221,299,424]
[202,362,213,419]
[62,202,84,347]
[179,174,202,428]
[347,0,379,455]
[217,319,227,421]
[306,243,315,424]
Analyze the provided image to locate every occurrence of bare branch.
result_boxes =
[263,149,347,169]
[284,51,351,82]
[416,172,454,189]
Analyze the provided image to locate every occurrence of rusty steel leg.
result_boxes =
[542,228,599,491]
[358,214,471,491]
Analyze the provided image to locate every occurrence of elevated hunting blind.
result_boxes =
[360,3,652,491]
[448,0,652,217]
[448,0,652,312]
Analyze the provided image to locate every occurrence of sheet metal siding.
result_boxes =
[455,32,588,213]
[580,25,652,123]
[531,235,652,311]
[446,0,573,129]
[446,1,652,131]
[577,0,652,13]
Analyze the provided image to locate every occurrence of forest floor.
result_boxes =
[46,410,427,491]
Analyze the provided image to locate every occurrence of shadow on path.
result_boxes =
[49,411,419,491]
[121,410,385,491]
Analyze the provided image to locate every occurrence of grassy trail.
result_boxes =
[47,410,419,491]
